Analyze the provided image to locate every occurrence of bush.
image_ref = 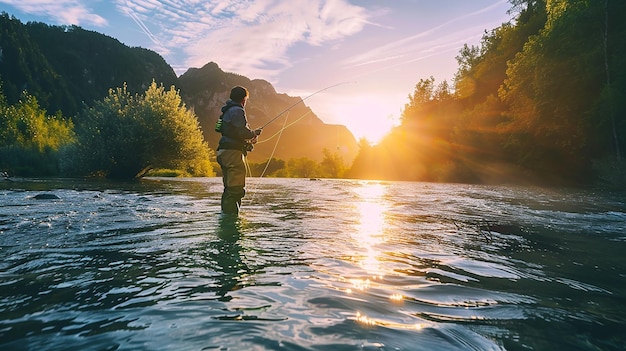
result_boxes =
[0,92,74,176]
[67,82,215,178]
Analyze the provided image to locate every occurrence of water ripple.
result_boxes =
[1,178,625,350]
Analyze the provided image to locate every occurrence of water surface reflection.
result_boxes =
[352,182,388,277]
[0,177,624,350]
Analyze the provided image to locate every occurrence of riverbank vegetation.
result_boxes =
[62,82,214,178]
[348,0,625,188]
[0,81,213,178]
[0,91,74,176]
[245,148,347,179]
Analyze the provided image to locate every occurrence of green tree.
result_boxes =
[498,0,622,183]
[66,82,214,178]
[0,13,71,114]
[141,82,213,177]
[246,157,286,177]
[280,157,318,178]
[0,91,74,175]
[318,148,346,178]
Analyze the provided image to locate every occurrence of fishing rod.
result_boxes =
[244,81,352,204]
[258,81,352,130]
[256,110,313,144]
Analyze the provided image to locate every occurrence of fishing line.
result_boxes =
[243,111,291,206]
[241,81,353,209]
[258,111,291,178]
[259,81,353,129]
[256,110,313,145]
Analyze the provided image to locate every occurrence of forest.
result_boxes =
[1,0,625,188]
[348,0,625,188]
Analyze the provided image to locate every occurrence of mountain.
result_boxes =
[0,13,358,163]
[0,13,178,116]
[178,62,357,162]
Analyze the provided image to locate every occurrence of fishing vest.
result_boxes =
[214,104,241,133]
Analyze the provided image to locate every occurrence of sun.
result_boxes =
[331,96,401,145]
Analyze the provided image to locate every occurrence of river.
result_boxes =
[1,177,625,350]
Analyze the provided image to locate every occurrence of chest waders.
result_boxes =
[217,149,247,215]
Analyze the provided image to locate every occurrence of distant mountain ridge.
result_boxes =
[0,13,358,163]
[178,62,358,162]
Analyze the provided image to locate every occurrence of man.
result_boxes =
[216,86,262,215]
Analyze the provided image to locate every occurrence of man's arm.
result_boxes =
[230,108,257,140]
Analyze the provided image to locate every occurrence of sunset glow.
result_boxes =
[292,87,406,145]
[321,94,402,145]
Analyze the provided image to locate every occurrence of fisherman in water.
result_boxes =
[216,86,262,215]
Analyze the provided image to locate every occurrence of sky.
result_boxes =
[0,0,514,144]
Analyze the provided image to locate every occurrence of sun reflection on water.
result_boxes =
[354,311,427,330]
[344,182,410,300]
[338,182,430,331]
[351,182,388,277]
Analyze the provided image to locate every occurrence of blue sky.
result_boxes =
[0,0,513,143]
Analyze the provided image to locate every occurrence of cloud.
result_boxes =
[114,0,370,79]
[341,0,509,73]
[0,0,107,26]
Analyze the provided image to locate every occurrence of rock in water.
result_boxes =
[34,193,61,200]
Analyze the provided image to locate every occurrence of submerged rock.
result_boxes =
[33,193,61,200]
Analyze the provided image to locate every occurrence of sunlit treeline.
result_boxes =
[348,0,626,187]
[244,148,347,179]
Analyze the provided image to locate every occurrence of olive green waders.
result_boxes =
[217,149,247,215]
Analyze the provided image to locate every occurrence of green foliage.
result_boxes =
[246,158,286,177]
[281,157,319,178]
[593,157,626,190]
[497,0,619,182]
[65,82,214,179]
[347,0,626,186]
[144,168,189,177]
[0,13,71,114]
[318,148,346,178]
[0,91,74,175]
[248,150,346,179]
[401,77,437,125]
[0,13,178,118]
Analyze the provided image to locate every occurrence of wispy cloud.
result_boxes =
[114,0,370,79]
[0,0,107,26]
[341,0,509,74]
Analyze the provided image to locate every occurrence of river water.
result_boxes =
[1,177,625,351]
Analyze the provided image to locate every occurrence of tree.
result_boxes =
[401,77,436,126]
[246,158,286,177]
[282,157,318,178]
[141,82,214,177]
[66,82,214,178]
[497,0,621,183]
[600,0,623,161]
[0,91,74,175]
[318,148,346,178]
